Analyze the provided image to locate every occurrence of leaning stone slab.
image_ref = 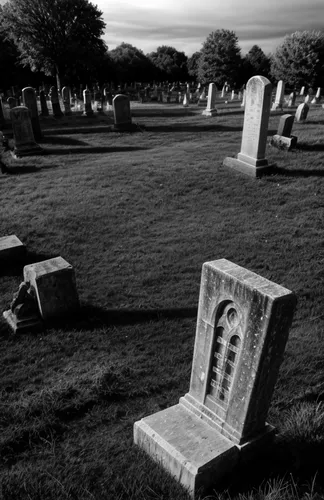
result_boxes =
[223,75,275,177]
[0,235,26,262]
[23,256,80,321]
[134,259,296,498]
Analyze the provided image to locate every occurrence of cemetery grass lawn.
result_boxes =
[1,102,324,499]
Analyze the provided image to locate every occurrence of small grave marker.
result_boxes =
[10,106,43,158]
[0,235,26,262]
[202,83,217,116]
[112,94,133,130]
[22,87,42,141]
[295,102,309,122]
[270,114,297,150]
[83,89,94,116]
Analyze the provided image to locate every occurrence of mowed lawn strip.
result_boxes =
[1,103,324,499]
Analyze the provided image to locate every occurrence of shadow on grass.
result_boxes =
[271,166,324,177]
[0,250,57,278]
[296,142,324,151]
[144,124,243,133]
[46,303,197,331]
[41,125,114,135]
[41,135,88,146]
[2,164,60,175]
[43,146,149,155]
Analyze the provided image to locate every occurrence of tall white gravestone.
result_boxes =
[134,259,296,498]
[202,83,217,116]
[223,76,274,177]
[271,80,285,111]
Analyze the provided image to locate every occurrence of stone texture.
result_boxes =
[23,256,79,321]
[223,76,274,177]
[10,106,43,158]
[295,102,309,122]
[22,87,42,141]
[202,83,217,116]
[270,134,297,151]
[277,114,295,137]
[134,259,296,497]
[271,80,285,111]
[112,94,133,130]
[0,235,26,262]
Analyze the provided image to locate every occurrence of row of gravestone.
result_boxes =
[5,93,134,158]
[0,233,297,499]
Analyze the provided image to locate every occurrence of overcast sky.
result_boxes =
[95,0,324,56]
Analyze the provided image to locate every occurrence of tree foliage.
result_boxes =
[109,43,155,83]
[271,31,324,88]
[148,46,188,81]
[197,29,242,87]
[243,45,271,80]
[187,51,201,79]
[1,0,107,88]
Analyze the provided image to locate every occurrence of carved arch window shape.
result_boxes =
[207,301,242,407]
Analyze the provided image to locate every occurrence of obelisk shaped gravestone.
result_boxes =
[134,259,296,498]
[22,87,42,141]
[223,75,274,177]
[202,83,217,116]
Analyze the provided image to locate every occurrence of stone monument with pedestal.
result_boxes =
[10,106,43,158]
[270,114,297,150]
[223,75,274,177]
[134,259,296,498]
[202,83,217,116]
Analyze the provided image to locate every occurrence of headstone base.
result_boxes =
[134,403,239,498]
[134,403,276,499]
[0,235,26,262]
[269,134,297,151]
[11,143,44,158]
[202,109,217,116]
[271,103,283,111]
[223,156,275,178]
[3,309,43,334]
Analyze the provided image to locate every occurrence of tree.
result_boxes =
[271,31,324,88]
[148,46,188,81]
[1,0,107,89]
[187,51,201,80]
[243,45,271,80]
[109,43,155,83]
[197,29,242,87]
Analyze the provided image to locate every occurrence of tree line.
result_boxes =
[0,0,324,92]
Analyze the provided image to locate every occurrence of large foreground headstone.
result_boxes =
[202,83,217,116]
[223,76,274,177]
[10,106,43,158]
[134,259,296,498]
[23,256,80,321]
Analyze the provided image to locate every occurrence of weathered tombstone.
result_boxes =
[240,89,246,108]
[10,106,43,158]
[49,86,63,117]
[221,84,226,98]
[62,86,72,115]
[22,87,42,141]
[304,94,310,104]
[231,90,235,100]
[202,82,217,116]
[134,258,296,498]
[7,97,17,109]
[311,87,321,104]
[270,114,297,150]
[39,90,49,116]
[23,256,80,321]
[183,93,189,107]
[83,89,93,116]
[112,94,133,130]
[0,235,26,262]
[287,91,296,107]
[271,80,285,110]
[295,102,309,122]
[223,76,274,177]
[300,86,305,96]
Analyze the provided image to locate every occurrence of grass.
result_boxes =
[1,97,324,499]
